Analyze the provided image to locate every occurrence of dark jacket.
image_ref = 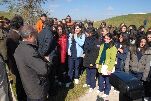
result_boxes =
[0,29,7,61]
[14,41,49,99]
[83,35,99,67]
[38,26,53,57]
[115,42,129,71]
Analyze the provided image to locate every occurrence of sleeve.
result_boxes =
[39,31,53,56]
[108,46,117,71]
[96,44,103,64]
[119,47,129,61]
[142,55,151,81]
[124,51,130,73]
[25,48,48,76]
[74,34,85,47]
[61,36,67,63]
[36,20,42,33]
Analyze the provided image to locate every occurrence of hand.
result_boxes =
[118,48,123,53]
[90,64,93,67]
[107,71,112,75]
[96,64,99,68]
[45,56,50,62]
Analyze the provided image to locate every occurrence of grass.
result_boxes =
[50,70,88,101]
[94,13,151,30]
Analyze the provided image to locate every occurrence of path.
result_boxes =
[78,85,119,101]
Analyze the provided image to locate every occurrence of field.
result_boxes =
[94,13,151,30]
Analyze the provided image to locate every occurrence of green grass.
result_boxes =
[0,11,14,19]
[94,13,151,30]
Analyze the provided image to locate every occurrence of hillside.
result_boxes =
[94,13,151,29]
[0,11,14,18]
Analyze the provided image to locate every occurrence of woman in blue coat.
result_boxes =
[67,23,85,86]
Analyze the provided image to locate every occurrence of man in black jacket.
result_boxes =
[14,25,49,101]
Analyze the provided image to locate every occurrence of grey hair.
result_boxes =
[19,25,37,38]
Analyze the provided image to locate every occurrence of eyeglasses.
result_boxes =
[147,37,151,38]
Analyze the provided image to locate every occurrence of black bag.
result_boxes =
[109,71,144,100]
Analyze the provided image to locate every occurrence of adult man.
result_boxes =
[14,25,49,101]
[36,14,47,33]
[0,16,9,101]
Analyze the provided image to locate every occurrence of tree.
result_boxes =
[0,0,49,25]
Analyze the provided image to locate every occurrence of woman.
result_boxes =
[96,33,117,98]
[124,36,150,81]
[57,25,67,83]
[67,24,85,86]
[115,33,129,71]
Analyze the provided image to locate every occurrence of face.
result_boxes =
[119,35,123,42]
[41,16,46,21]
[147,34,151,42]
[104,35,112,43]
[139,39,146,48]
[62,19,66,24]
[75,26,81,34]
[141,28,145,32]
[121,26,127,32]
[102,28,108,36]
[57,26,63,35]
[27,34,37,44]
[66,17,71,22]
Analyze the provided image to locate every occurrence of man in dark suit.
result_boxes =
[14,25,49,101]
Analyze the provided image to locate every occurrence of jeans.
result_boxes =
[98,75,111,95]
[68,57,80,81]
[86,67,96,89]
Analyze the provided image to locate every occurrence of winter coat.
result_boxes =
[143,47,151,81]
[57,34,67,64]
[96,44,117,73]
[38,26,53,57]
[7,29,21,58]
[68,33,85,57]
[124,46,150,81]
[115,42,129,71]
[0,29,7,60]
[14,41,49,99]
[83,35,99,67]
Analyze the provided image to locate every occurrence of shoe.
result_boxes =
[144,97,149,101]
[74,79,79,84]
[66,82,71,87]
[89,88,93,93]
[83,84,88,87]
[101,94,108,98]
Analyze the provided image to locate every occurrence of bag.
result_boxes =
[100,65,115,75]
[109,71,144,100]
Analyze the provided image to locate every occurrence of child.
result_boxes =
[83,28,99,92]
[67,23,85,86]
[96,33,117,98]
[115,33,129,71]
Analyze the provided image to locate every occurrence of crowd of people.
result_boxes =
[0,13,151,101]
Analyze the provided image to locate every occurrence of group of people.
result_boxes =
[0,13,151,101]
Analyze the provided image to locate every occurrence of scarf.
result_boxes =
[99,43,109,64]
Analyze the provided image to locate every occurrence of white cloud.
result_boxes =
[131,12,147,14]
[106,6,114,11]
